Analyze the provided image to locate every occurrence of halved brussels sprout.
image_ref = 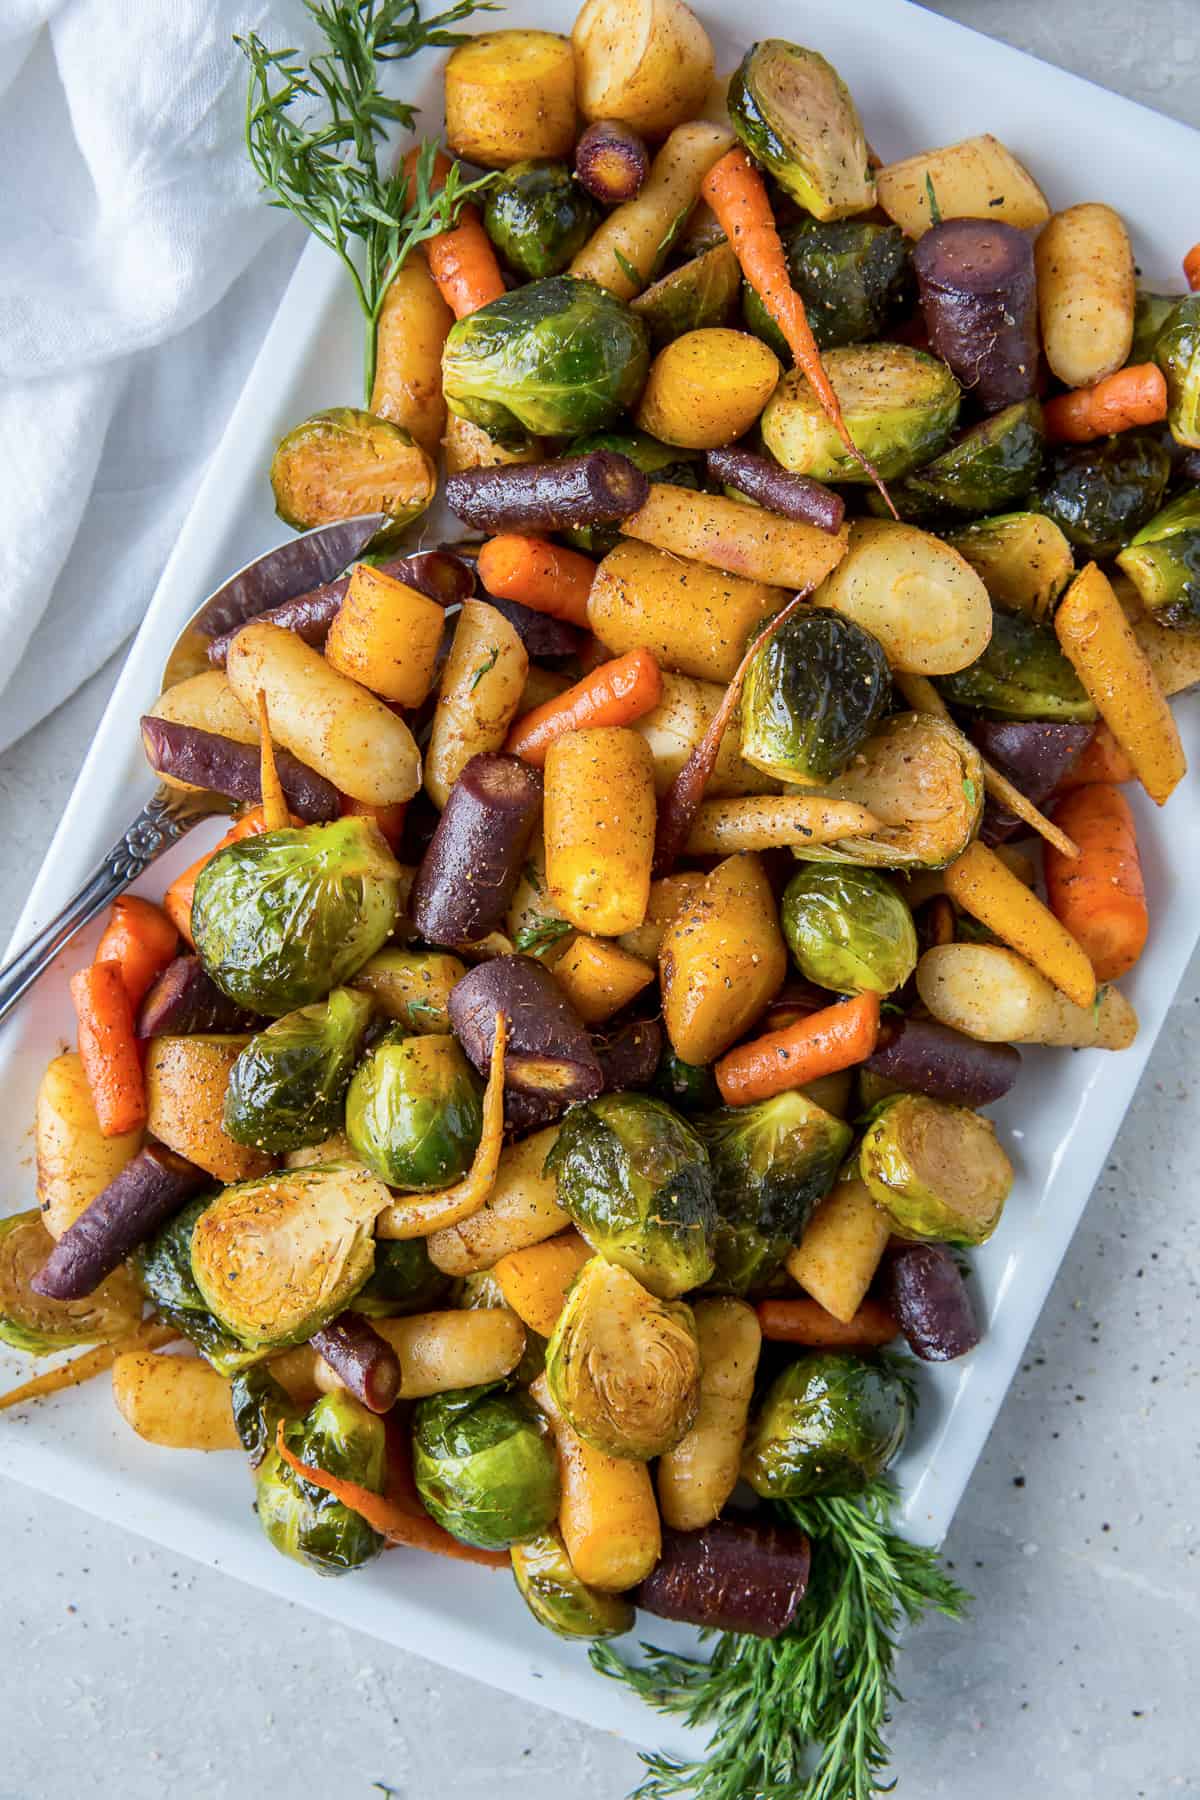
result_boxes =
[859,1091,1013,1244]
[442,276,651,442]
[895,400,1044,516]
[1115,491,1200,631]
[943,512,1074,621]
[350,949,467,1034]
[1130,290,1183,365]
[222,988,373,1154]
[190,1162,388,1350]
[0,1210,141,1355]
[413,1383,560,1550]
[741,1352,910,1498]
[761,345,960,484]
[742,219,914,358]
[699,1094,853,1294]
[483,160,600,281]
[630,244,743,350]
[1155,294,1200,448]
[781,865,918,995]
[739,606,892,787]
[270,407,436,542]
[796,713,984,870]
[353,1238,452,1317]
[511,1526,635,1639]
[135,1195,267,1376]
[937,610,1097,721]
[233,1371,386,1577]
[728,41,874,221]
[562,429,701,556]
[546,1094,716,1299]
[192,817,402,1017]
[1034,434,1172,559]
[346,1031,483,1191]
[544,1256,700,1460]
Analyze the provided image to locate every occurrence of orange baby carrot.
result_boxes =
[400,146,505,319]
[1045,783,1149,983]
[1043,364,1168,443]
[1184,242,1200,290]
[162,807,271,944]
[1055,723,1136,790]
[70,961,146,1138]
[715,991,881,1107]
[94,896,178,1009]
[504,648,663,767]
[339,794,408,850]
[756,1296,899,1350]
[477,535,597,628]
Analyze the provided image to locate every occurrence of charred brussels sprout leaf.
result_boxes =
[631,244,743,350]
[562,429,701,556]
[223,987,373,1154]
[739,606,892,787]
[1130,290,1184,365]
[0,1210,141,1354]
[135,1196,267,1376]
[353,1238,452,1317]
[483,160,600,281]
[234,1374,387,1577]
[728,40,874,222]
[545,1256,701,1459]
[741,1352,910,1497]
[546,1094,716,1298]
[895,399,1044,517]
[1155,294,1200,449]
[192,817,402,1017]
[1115,490,1200,630]
[799,713,984,870]
[859,1091,1013,1244]
[190,1163,388,1350]
[1034,434,1171,560]
[742,219,914,358]
[269,407,436,542]
[782,865,918,996]
[761,345,960,485]
[346,1031,483,1190]
[699,1095,852,1294]
[937,610,1097,721]
[512,1526,635,1639]
[413,1383,560,1550]
[442,276,651,442]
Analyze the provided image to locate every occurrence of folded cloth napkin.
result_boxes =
[0,0,310,752]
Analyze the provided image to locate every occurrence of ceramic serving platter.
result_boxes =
[2,0,1198,1755]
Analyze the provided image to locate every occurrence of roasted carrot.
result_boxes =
[339,794,408,850]
[0,1321,178,1414]
[477,534,596,628]
[94,896,178,1009]
[162,807,271,944]
[69,961,146,1138]
[375,1018,506,1239]
[1055,723,1136,789]
[715,991,881,1107]
[701,148,895,514]
[945,840,1096,1009]
[1043,364,1168,443]
[1185,242,1200,291]
[756,1296,899,1350]
[400,146,505,319]
[1045,783,1149,983]
[254,689,289,831]
[504,647,663,767]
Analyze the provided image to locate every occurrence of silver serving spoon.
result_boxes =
[0,514,387,1024]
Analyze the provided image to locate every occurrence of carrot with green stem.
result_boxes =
[399,145,505,319]
[1044,783,1148,983]
[70,962,146,1138]
[1043,364,1168,443]
[94,897,178,1009]
[701,148,897,516]
[504,648,663,767]
[477,535,597,628]
[715,991,881,1107]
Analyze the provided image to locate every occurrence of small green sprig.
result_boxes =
[236,0,500,399]
[592,1479,967,1800]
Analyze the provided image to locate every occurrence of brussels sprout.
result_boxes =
[741,1352,910,1498]
[222,988,373,1154]
[630,244,743,350]
[739,606,892,787]
[483,160,601,280]
[1130,290,1184,365]
[943,512,1075,621]
[798,713,984,870]
[190,1163,387,1350]
[728,41,874,221]
[413,1383,560,1550]
[546,1094,716,1298]
[652,1050,721,1115]
[1154,294,1200,448]
[859,1092,1013,1244]
[1115,490,1200,630]
[135,1196,267,1376]
[442,276,651,442]
[346,1031,483,1190]
[0,1210,141,1355]
[743,219,914,358]
[894,400,1044,517]
[761,345,960,485]
[233,1372,386,1577]
[545,1256,700,1459]
[192,817,402,1017]
[353,1238,452,1317]
[511,1526,635,1639]
[1034,434,1172,559]
[937,610,1097,722]
[349,949,466,1034]
[699,1094,853,1294]
[561,430,701,556]
[269,407,435,542]
[781,866,918,996]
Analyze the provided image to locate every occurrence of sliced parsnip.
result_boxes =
[815,520,992,675]
[916,943,1138,1050]
[145,1035,270,1184]
[657,1297,761,1532]
[621,483,849,592]
[876,133,1049,238]
[683,796,877,855]
[36,1052,142,1241]
[1035,204,1135,388]
[633,670,774,797]
[112,1351,240,1452]
[148,672,258,791]
[569,120,733,299]
[366,1310,526,1398]
[424,600,529,809]
[589,540,786,684]
[786,1177,892,1323]
[572,0,714,139]
[425,1127,567,1276]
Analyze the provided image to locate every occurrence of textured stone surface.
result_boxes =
[2,6,1197,1796]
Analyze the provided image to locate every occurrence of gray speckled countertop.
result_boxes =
[2,5,1198,1796]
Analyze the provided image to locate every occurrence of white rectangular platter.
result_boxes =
[2,0,1199,1757]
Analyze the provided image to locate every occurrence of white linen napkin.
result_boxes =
[0,0,310,752]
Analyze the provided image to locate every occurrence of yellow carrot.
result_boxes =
[493,1231,592,1337]
[944,841,1097,1009]
[531,1374,661,1592]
